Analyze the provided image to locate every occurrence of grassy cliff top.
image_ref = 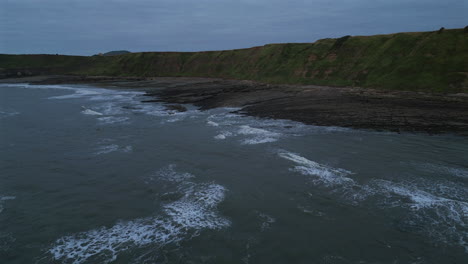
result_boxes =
[1,28,467,93]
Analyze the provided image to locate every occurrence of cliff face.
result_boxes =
[1,28,467,92]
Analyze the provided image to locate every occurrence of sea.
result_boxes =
[0,83,467,263]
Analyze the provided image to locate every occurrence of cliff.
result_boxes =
[1,28,467,92]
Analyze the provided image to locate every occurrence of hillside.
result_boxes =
[1,28,467,93]
[101,50,131,56]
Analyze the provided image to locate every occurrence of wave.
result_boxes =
[94,144,132,155]
[4,83,77,90]
[49,165,229,263]
[205,110,352,146]
[214,131,233,140]
[276,148,467,251]
[373,180,468,250]
[81,108,103,116]
[215,125,283,145]
[97,116,130,125]
[278,151,354,186]
[207,120,219,127]
[0,109,19,119]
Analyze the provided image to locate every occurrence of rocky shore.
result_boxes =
[2,75,468,135]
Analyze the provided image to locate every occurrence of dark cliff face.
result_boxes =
[1,28,467,93]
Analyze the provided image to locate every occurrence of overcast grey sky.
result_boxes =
[1,0,466,55]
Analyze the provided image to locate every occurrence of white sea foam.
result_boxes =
[257,212,276,231]
[7,83,76,90]
[94,102,125,115]
[278,151,354,186]
[241,137,278,145]
[47,86,142,101]
[50,89,102,100]
[122,146,133,153]
[207,120,219,127]
[0,109,19,119]
[214,131,233,140]
[81,108,103,116]
[94,144,119,155]
[238,125,279,136]
[376,180,468,217]
[94,145,132,155]
[163,183,229,229]
[238,125,281,145]
[49,217,181,264]
[132,104,167,117]
[369,180,468,250]
[152,164,195,183]
[49,165,229,263]
[214,134,226,140]
[206,113,242,126]
[97,116,130,125]
[205,110,325,146]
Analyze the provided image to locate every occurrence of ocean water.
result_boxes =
[0,83,467,264]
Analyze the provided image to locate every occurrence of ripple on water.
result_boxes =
[0,196,15,214]
[0,109,19,119]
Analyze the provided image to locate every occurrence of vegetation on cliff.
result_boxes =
[1,28,467,92]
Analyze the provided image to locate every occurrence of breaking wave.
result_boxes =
[278,150,354,186]
[277,149,467,251]
[81,108,103,116]
[48,165,229,263]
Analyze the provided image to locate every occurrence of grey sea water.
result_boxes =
[0,83,467,264]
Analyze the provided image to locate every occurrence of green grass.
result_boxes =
[1,28,467,92]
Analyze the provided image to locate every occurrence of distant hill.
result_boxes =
[1,28,467,93]
[102,50,131,56]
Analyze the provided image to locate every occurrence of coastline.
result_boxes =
[2,75,468,136]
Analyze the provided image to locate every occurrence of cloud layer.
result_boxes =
[1,0,466,55]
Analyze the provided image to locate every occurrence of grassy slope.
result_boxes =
[1,28,467,92]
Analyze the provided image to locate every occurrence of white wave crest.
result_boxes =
[49,217,180,264]
[49,165,229,263]
[81,108,103,116]
[238,125,281,145]
[94,145,132,155]
[163,183,229,229]
[0,109,19,119]
[278,151,354,185]
[97,116,130,125]
[214,131,233,140]
[207,120,219,127]
[50,89,102,100]
[371,180,468,250]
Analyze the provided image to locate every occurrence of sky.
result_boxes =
[1,0,467,55]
